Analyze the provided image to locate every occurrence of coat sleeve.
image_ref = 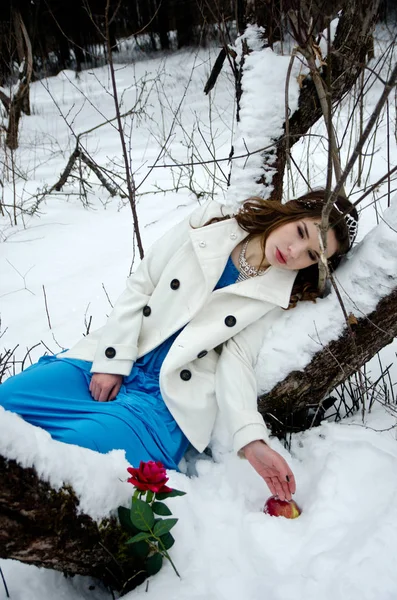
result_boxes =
[91,201,219,375]
[215,308,282,452]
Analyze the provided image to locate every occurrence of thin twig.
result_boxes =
[0,566,10,598]
[104,0,144,260]
[329,62,397,213]
[102,283,114,308]
[42,284,52,329]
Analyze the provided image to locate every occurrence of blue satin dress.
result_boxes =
[0,257,240,468]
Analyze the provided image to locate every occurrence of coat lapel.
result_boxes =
[189,216,246,293]
[189,216,297,309]
[215,266,298,309]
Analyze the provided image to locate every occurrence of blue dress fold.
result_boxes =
[0,256,240,468]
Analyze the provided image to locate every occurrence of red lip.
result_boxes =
[275,248,287,264]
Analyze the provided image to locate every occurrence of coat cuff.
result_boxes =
[90,359,134,376]
[91,343,138,376]
[233,423,271,455]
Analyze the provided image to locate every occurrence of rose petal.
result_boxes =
[127,478,149,491]
[127,467,139,477]
[158,485,173,493]
[126,461,170,492]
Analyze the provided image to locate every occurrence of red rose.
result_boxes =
[127,461,173,493]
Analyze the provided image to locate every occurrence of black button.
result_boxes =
[197,350,208,359]
[180,369,192,381]
[225,315,237,327]
[170,279,180,290]
[105,347,116,359]
[143,305,151,316]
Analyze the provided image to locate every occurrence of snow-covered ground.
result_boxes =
[1,25,397,600]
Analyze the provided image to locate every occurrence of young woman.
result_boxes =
[0,190,358,502]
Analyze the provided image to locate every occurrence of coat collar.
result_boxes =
[189,215,297,309]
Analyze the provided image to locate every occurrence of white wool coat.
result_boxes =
[63,201,297,453]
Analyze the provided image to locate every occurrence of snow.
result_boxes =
[2,404,397,600]
[1,26,397,600]
[227,25,301,207]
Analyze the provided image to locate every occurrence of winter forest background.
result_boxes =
[1,1,397,599]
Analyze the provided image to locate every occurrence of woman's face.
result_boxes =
[264,218,339,271]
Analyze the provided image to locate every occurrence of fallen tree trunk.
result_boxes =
[259,288,397,435]
[236,0,381,201]
[0,456,145,594]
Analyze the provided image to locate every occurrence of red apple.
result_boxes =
[264,496,301,519]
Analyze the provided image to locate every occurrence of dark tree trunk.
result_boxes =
[58,34,71,71]
[175,0,194,48]
[74,44,85,72]
[158,0,170,52]
[258,289,397,435]
[0,456,145,594]
[238,0,381,201]
[7,94,25,149]
[244,0,283,46]
[0,90,10,112]
[6,9,32,149]
[236,0,246,34]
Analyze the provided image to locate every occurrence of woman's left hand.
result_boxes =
[89,373,123,402]
[242,440,296,501]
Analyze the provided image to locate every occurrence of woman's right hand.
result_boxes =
[242,440,296,501]
[89,373,123,402]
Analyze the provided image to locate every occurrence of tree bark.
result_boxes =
[0,90,10,113]
[6,10,33,149]
[0,456,145,594]
[13,7,31,116]
[255,0,381,201]
[258,288,397,435]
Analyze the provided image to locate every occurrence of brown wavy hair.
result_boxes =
[205,190,358,308]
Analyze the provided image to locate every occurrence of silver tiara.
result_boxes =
[298,199,358,245]
[333,204,358,244]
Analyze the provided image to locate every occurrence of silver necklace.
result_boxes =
[237,239,267,282]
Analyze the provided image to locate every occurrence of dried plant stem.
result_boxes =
[104,0,144,259]
[318,62,397,296]
[358,70,365,186]
[328,61,397,216]
[387,98,391,206]
[0,566,10,598]
[300,48,344,193]
[42,285,52,330]
[11,148,17,225]
[285,50,297,199]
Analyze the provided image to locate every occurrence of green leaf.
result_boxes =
[128,540,150,558]
[159,532,175,550]
[153,518,178,537]
[145,552,163,576]
[118,506,139,534]
[168,489,186,497]
[155,489,186,500]
[152,501,172,516]
[126,531,152,544]
[146,490,154,503]
[130,497,155,531]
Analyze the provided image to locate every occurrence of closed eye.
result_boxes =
[308,250,317,262]
[301,221,319,262]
